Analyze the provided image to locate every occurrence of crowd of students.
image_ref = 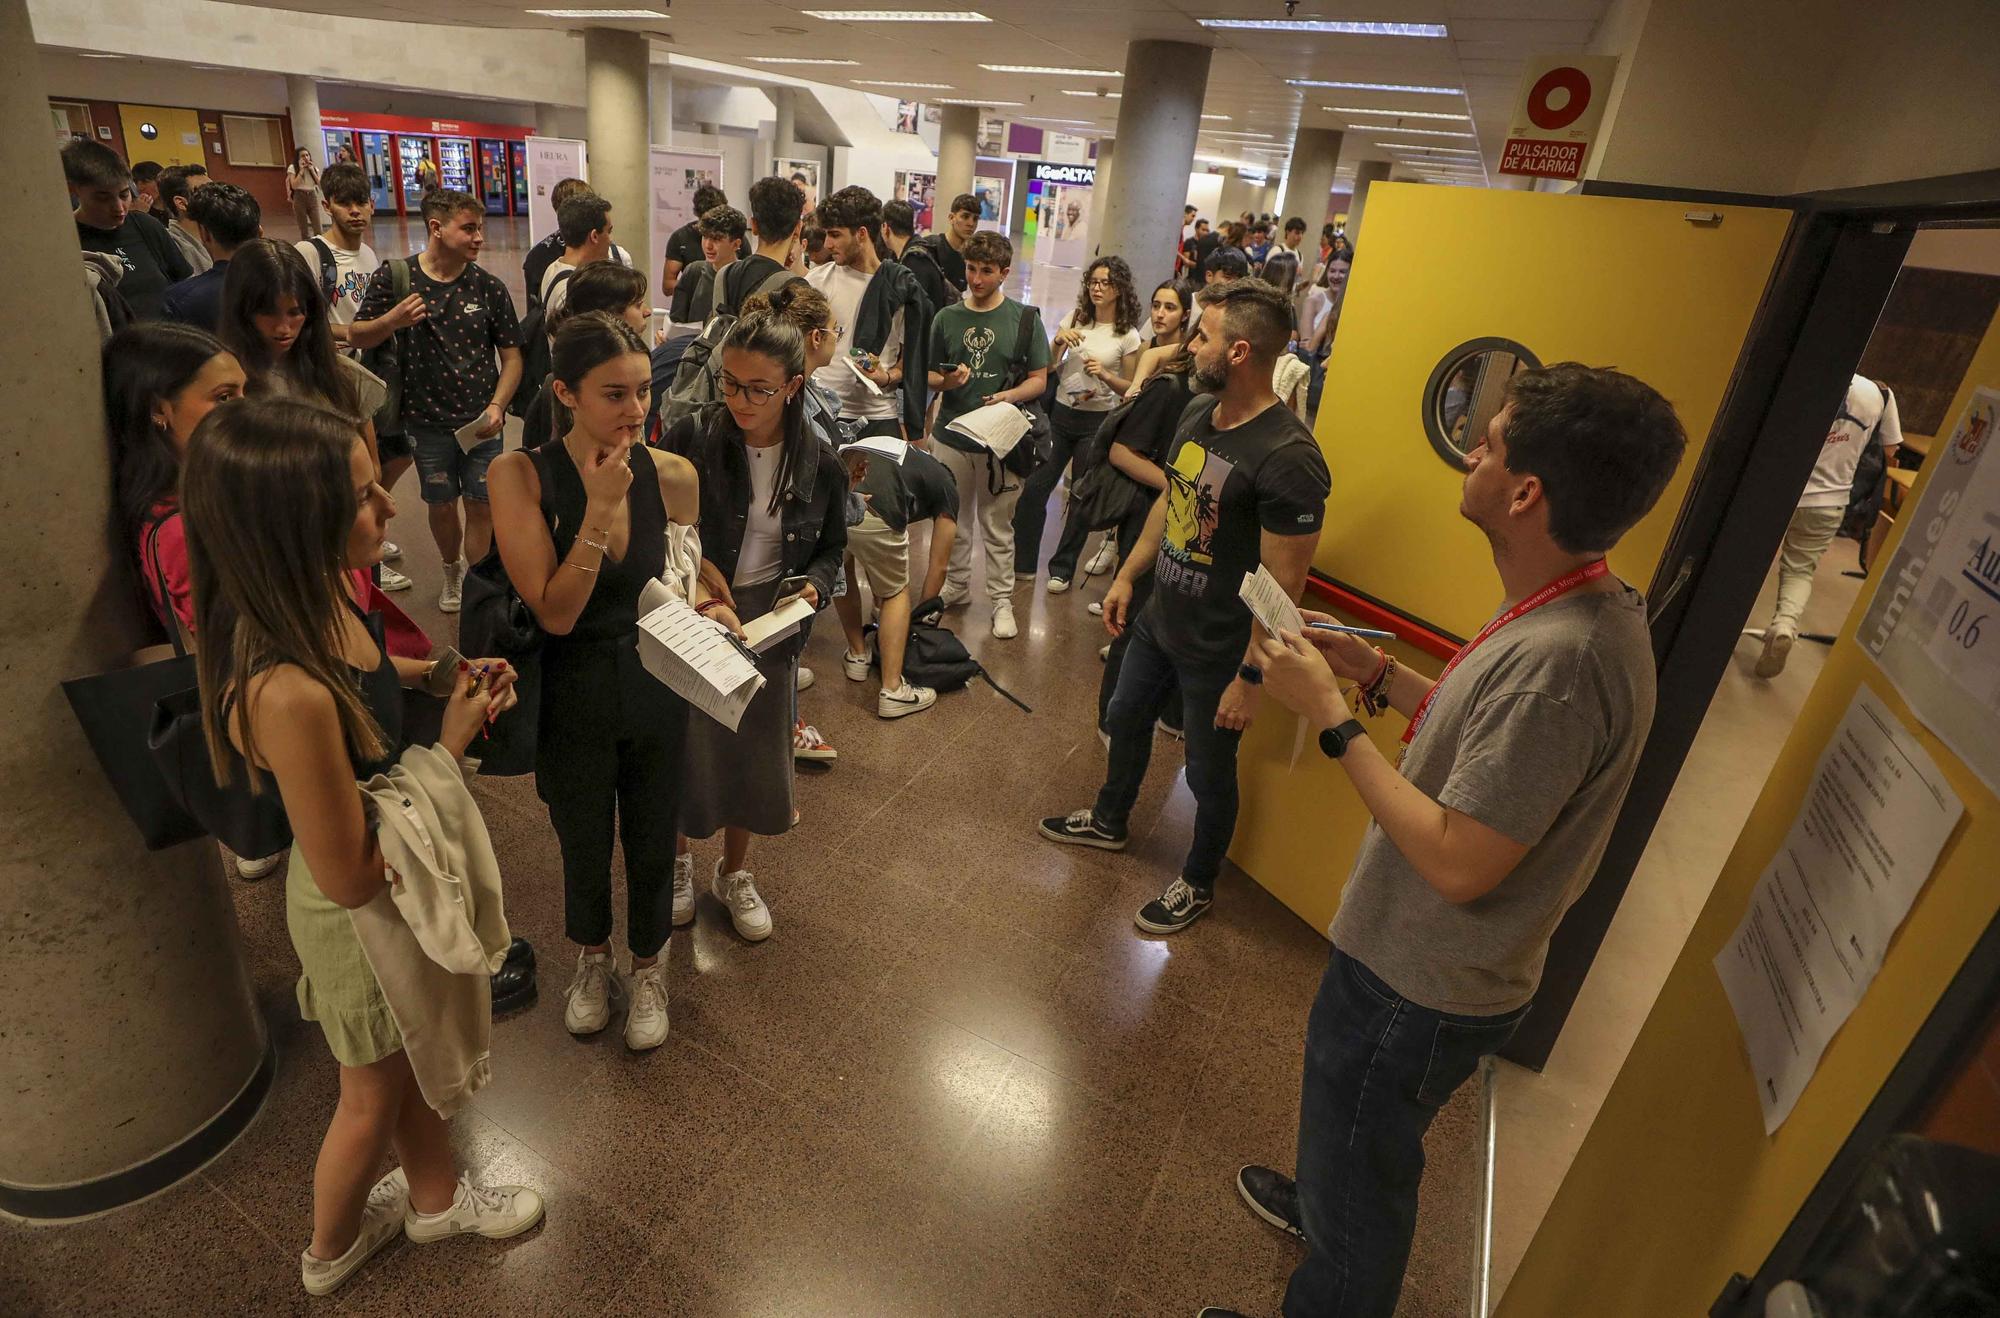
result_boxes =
[73,129,1693,1318]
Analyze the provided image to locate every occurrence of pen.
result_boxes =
[1305,622,1398,640]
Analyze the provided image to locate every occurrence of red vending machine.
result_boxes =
[476,139,510,215]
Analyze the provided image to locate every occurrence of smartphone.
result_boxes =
[773,574,810,608]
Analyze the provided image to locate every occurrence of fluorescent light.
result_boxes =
[1205,130,1277,139]
[1393,146,1481,156]
[748,57,862,65]
[1324,104,1470,121]
[979,64,1121,76]
[1022,117,1095,127]
[525,7,669,16]
[935,98,1023,106]
[1061,90,1119,98]
[1198,19,1446,37]
[1288,79,1459,95]
[1381,146,1484,159]
[855,80,955,89]
[1353,124,1475,138]
[1202,114,1232,120]
[77,51,126,58]
[801,9,991,19]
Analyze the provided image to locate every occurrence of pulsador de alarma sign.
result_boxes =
[1499,54,1618,181]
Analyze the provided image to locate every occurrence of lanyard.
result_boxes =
[1400,560,1609,747]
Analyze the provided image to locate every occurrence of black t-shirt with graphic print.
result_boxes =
[1141,397,1331,672]
[357,256,520,430]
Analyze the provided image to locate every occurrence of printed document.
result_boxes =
[635,580,765,731]
[945,401,1032,460]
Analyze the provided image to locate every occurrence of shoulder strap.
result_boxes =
[141,515,189,659]
[390,256,410,301]
[1010,301,1038,373]
[756,264,796,300]
[308,237,339,300]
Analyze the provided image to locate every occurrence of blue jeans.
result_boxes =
[1091,618,1239,888]
[1286,948,1529,1317]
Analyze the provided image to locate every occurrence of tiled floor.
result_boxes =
[0,221,1485,1314]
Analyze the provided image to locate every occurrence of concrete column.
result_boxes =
[771,87,797,160]
[0,0,268,1218]
[1343,159,1392,240]
[1092,137,1114,207]
[649,63,674,145]
[285,74,324,169]
[1278,126,1342,231]
[1097,39,1212,292]
[934,104,978,236]
[534,103,566,138]
[584,27,653,280]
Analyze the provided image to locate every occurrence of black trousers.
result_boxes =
[536,635,688,959]
[1014,400,1104,578]
[1097,504,1178,731]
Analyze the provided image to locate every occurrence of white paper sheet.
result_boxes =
[635,581,766,731]
[841,435,909,465]
[1714,685,1964,1133]
[945,401,1032,460]
[454,415,492,453]
[740,595,815,653]
[1238,564,1306,640]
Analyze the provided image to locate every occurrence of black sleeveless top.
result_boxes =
[347,605,405,778]
[540,440,668,644]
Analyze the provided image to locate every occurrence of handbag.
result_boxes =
[148,684,294,860]
[457,444,558,776]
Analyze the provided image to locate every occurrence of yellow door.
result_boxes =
[118,105,205,169]
[1230,184,1793,933]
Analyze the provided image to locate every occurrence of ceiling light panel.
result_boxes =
[525,8,667,16]
[1349,124,1476,138]
[801,9,991,19]
[935,98,1024,106]
[1288,79,1460,95]
[980,64,1121,76]
[748,57,862,65]
[1323,105,1470,121]
[855,80,955,89]
[1198,19,1446,37]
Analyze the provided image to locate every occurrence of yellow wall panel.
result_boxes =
[116,105,204,169]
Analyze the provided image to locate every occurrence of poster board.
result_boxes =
[650,147,724,265]
[894,169,938,233]
[523,136,585,245]
[775,157,821,211]
[1022,160,1095,268]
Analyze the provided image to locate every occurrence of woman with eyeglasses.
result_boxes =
[662,279,847,944]
[1021,255,1144,594]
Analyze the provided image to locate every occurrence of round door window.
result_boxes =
[139,122,159,140]
[1422,338,1541,466]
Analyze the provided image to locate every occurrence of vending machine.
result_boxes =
[397,135,434,211]
[358,131,396,212]
[322,128,355,170]
[508,140,529,215]
[476,139,511,215]
[436,136,474,194]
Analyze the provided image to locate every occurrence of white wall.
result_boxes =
[39,50,288,112]
[1185,172,1224,224]
[820,88,936,199]
[1906,228,2000,277]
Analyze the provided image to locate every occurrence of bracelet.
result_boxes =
[578,535,609,553]
[563,559,599,574]
[1365,647,1389,692]
[1360,653,1398,718]
[695,598,726,616]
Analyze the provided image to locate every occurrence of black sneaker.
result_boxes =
[1038,808,1129,851]
[1236,1165,1305,1244]
[1135,877,1212,934]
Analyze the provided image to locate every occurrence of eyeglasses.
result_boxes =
[718,373,786,404]
[1086,278,1114,289]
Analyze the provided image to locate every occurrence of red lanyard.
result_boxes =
[1400,561,1608,746]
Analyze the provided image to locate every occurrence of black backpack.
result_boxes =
[912,234,965,301]
[1066,380,1190,533]
[457,445,559,775]
[509,267,574,421]
[358,256,411,437]
[305,236,342,310]
[662,260,795,430]
[871,598,1031,711]
[995,301,1054,484]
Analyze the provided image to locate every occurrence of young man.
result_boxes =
[298,162,381,348]
[664,203,747,336]
[1203,364,1686,1318]
[881,199,953,314]
[800,223,828,269]
[63,140,190,321]
[155,164,213,276]
[1181,204,1199,242]
[1756,374,1901,677]
[925,230,1049,641]
[518,178,629,309]
[160,182,260,330]
[660,182,727,300]
[1178,218,1210,278]
[352,189,521,613]
[1040,279,1331,934]
[713,176,806,315]
[539,192,616,320]
[807,188,906,432]
[1204,247,1252,284]
[130,160,162,214]
[833,442,959,718]
[926,192,980,293]
[1245,222,1274,268]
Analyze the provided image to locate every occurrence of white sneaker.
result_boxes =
[1087,600,1104,616]
[842,649,872,682]
[1755,624,1796,678]
[438,559,465,614]
[992,602,1019,639]
[234,850,284,880]
[1098,642,1111,661]
[878,682,937,719]
[377,563,414,592]
[562,949,624,1035]
[712,861,773,942]
[300,1169,408,1295]
[624,960,668,1051]
[381,540,403,561]
[1083,540,1118,577]
[403,1173,546,1243]
[939,583,970,608]
[797,666,815,692]
[1046,577,1071,595]
[671,853,696,927]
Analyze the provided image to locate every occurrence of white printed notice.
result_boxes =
[1714,685,1963,1133]
[634,580,766,731]
[1856,386,2000,796]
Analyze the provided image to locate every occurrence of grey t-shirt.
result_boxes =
[1330,585,1656,1015]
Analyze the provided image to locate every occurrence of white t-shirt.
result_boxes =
[1801,376,1901,508]
[298,237,380,331]
[734,441,786,587]
[1054,312,1143,413]
[540,260,581,323]
[806,261,903,422]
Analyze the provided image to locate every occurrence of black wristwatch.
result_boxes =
[1318,719,1368,760]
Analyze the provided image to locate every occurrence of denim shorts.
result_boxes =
[410,425,502,504]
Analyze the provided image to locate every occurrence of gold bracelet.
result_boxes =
[564,559,599,574]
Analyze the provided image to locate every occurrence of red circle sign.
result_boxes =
[1527,66,1592,130]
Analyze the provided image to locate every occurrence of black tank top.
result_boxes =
[348,605,405,778]
[541,440,668,644]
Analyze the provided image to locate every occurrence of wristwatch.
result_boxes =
[1317,719,1368,760]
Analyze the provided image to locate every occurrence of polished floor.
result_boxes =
[0,220,1487,1314]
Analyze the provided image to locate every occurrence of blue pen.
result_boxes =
[1305,622,1397,640]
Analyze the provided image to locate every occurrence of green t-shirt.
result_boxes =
[927,297,1050,452]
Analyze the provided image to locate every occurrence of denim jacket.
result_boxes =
[665,403,848,608]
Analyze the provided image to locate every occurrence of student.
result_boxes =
[713,176,806,316]
[662,286,848,942]
[161,182,262,331]
[1208,365,1687,1318]
[1041,279,1331,934]
[522,177,592,309]
[523,261,652,447]
[297,162,382,349]
[806,186,907,439]
[660,183,727,300]
[1025,255,1144,593]
[800,223,828,269]
[925,230,1050,641]
[156,164,213,276]
[179,400,541,1297]
[1178,218,1211,278]
[489,313,700,1048]
[834,439,959,718]
[131,160,162,214]
[1300,249,1352,418]
[1263,216,1307,317]
[539,192,617,321]
[1181,204,1199,242]
[665,203,748,334]
[63,140,190,321]
[1756,375,1901,677]
[926,192,980,293]
[352,189,523,613]
[1204,246,1251,285]
[1245,222,1273,268]
[880,198,954,313]
[287,148,324,239]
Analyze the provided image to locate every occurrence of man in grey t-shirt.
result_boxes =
[1198,364,1689,1318]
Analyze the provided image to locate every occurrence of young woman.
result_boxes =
[1025,255,1145,592]
[522,260,651,449]
[180,399,541,1296]
[218,239,410,594]
[663,284,847,943]
[287,147,323,240]
[1301,248,1353,419]
[489,312,701,1050]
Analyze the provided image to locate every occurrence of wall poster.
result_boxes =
[972,163,1011,235]
[894,169,938,233]
[524,136,585,245]
[775,157,821,211]
[650,147,724,264]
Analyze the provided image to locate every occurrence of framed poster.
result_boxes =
[775,157,821,210]
[895,100,922,134]
[972,163,1011,235]
[894,169,938,232]
[524,136,585,245]
[650,147,724,262]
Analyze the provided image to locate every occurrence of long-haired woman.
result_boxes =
[489,312,701,1049]
[287,147,323,239]
[663,284,847,944]
[1021,254,1144,591]
[180,399,541,1296]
